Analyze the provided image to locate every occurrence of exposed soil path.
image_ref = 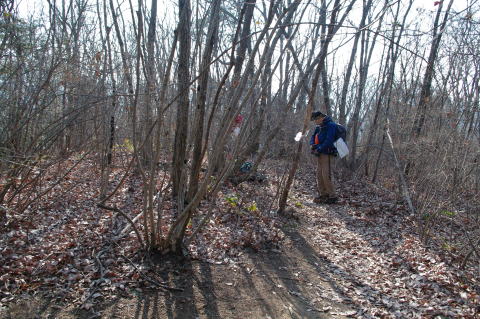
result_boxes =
[1,164,478,318]
[47,204,361,319]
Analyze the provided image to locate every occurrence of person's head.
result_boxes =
[311,111,326,125]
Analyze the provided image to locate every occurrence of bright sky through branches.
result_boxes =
[16,0,474,21]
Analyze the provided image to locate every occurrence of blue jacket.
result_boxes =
[310,116,337,155]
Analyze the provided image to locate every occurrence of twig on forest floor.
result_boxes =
[97,203,145,249]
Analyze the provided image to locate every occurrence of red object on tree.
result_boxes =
[234,114,244,124]
[434,1,442,6]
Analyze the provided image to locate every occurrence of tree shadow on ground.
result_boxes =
[301,159,407,253]
[123,227,408,318]
[11,227,410,318]
[138,254,199,319]
[266,226,407,316]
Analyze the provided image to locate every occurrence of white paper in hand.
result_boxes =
[294,132,302,142]
[334,138,349,158]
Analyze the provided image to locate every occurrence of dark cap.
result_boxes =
[311,111,326,120]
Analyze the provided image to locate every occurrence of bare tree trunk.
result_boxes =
[151,34,178,246]
[99,0,118,199]
[182,0,221,229]
[338,0,373,126]
[412,0,454,137]
[467,81,479,137]
[171,0,191,207]
[170,0,191,251]
[319,0,330,114]
[109,0,134,96]
[348,0,390,170]
[348,28,369,169]
[141,0,157,167]
[402,0,454,178]
[367,0,413,180]
[141,0,158,248]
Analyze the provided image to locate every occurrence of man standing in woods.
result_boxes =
[310,111,338,204]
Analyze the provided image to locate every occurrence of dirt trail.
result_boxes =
[49,204,359,319]
[2,170,478,318]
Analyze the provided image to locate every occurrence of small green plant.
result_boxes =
[294,201,304,208]
[440,210,456,217]
[123,138,134,152]
[442,241,455,252]
[225,194,239,207]
[246,201,258,212]
[115,138,134,153]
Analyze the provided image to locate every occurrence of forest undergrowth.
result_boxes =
[0,155,479,318]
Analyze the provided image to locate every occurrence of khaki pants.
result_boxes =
[316,154,335,197]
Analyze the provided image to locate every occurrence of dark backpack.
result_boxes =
[335,124,347,142]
